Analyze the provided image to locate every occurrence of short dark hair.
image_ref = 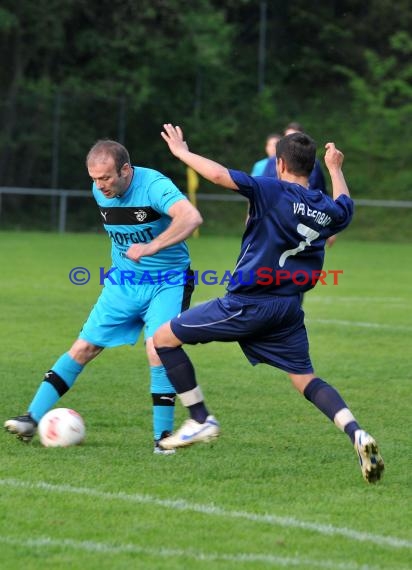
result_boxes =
[284,121,304,133]
[86,139,131,174]
[276,133,316,177]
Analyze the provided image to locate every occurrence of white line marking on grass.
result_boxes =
[194,300,412,332]
[307,296,407,305]
[0,535,386,570]
[308,318,412,332]
[1,479,411,550]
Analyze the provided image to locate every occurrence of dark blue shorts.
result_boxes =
[170,293,313,374]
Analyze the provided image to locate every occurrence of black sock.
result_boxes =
[187,403,209,424]
[304,377,350,421]
[155,346,209,422]
[155,346,196,392]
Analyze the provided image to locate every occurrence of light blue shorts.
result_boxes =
[79,277,193,348]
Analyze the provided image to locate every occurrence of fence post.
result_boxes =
[51,90,63,230]
[58,193,67,233]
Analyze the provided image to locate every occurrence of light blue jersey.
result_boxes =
[250,157,269,176]
[93,166,190,280]
[79,166,194,348]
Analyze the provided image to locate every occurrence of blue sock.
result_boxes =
[303,377,360,442]
[303,377,346,421]
[150,365,175,440]
[28,353,84,423]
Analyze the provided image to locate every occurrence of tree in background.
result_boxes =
[0,0,411,200]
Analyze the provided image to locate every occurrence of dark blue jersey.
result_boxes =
[308,159,327,192]
[227,169,354,296]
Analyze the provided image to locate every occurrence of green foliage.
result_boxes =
[0,7,18,32]
[331,28,412,198]
[1,1,412,210]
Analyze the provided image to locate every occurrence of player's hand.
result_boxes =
[126,243,157,262]
[161,124,189,158]
[324,142,344,171]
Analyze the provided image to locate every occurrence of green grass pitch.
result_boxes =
[0,230,411,570]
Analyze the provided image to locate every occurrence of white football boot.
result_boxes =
[354,429,384,483]
[159,415,220,450]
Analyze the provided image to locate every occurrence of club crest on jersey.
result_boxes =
[98,206,161,225]
[134,210,148,222]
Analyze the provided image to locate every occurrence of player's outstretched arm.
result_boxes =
[161,123,238,190]
[324,142,350,201]
[126,199,202,262]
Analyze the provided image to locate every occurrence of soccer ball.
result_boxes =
[38,408,86,448]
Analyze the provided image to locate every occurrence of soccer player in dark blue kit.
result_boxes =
[5,139,202,453]
[264,121,336,247]
[153,124,384,483]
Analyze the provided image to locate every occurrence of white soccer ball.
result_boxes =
[38,408,86,448]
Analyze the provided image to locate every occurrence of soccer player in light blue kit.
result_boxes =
[250,133,281,176]
[153,125,384,483]
[5,139,202,453]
